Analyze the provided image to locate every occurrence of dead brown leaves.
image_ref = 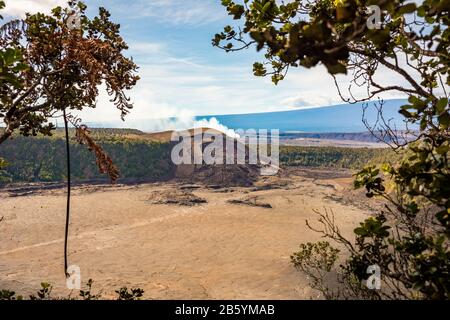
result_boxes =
[75,124,120,183]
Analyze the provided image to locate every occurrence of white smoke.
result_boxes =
[193,117,239,138]
[70,83,239,136]
[126,109,196,133]
[86,115,240,139]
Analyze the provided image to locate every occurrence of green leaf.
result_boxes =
[436,98,448,114]
[262,2,271,14]
[253,62,267,76]
[438,112,450,129]
[354,227,368,237]
[325,62,347,75]
[436,144,449,155]
[398,3,417,15]
[399,108,413,118]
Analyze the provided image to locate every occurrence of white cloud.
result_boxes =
[281,93,338,109]
[2,0,227,25]
[128,41,166,56]
[109,0,226,26]
[278,56,425,111]
[2,0,66,17]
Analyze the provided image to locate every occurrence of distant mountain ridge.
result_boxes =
[198,99,408,133]
[82,99,408,134]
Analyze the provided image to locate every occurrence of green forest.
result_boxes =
[0,128,396,183]
[280,146,399,170]
[0,130,174,183]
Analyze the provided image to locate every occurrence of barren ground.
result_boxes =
[0,168,372,299]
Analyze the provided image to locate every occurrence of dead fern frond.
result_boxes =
[75,125,120,183]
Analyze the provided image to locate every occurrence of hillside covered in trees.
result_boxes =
[0,128,396,184]
[0,129,174,183]
[280,146,399,169]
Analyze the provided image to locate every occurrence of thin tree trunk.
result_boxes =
[63,109,71,277]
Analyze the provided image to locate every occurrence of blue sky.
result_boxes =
[4,0,412,130]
